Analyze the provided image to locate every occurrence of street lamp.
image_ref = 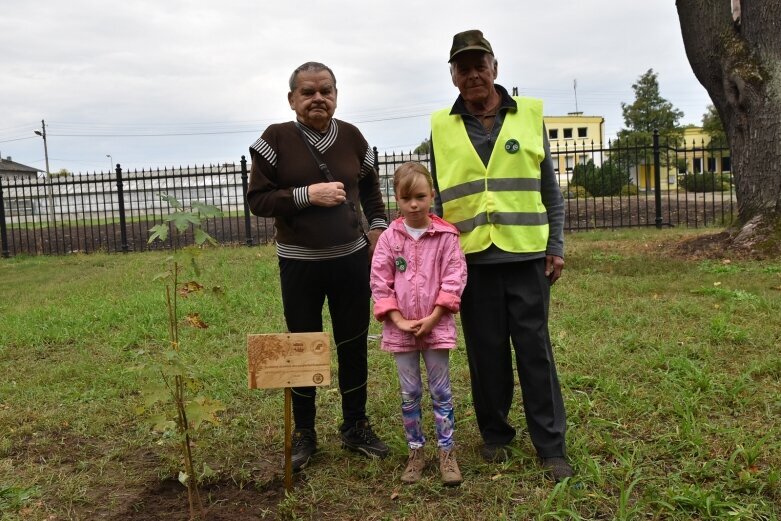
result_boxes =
[33,119,51,178]
[106,154,113,172]
[33,119,54,221]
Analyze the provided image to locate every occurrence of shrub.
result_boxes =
[562,185,589,199]
[680,171,732,192]
[620,184,640,196]
[571,159,631,197]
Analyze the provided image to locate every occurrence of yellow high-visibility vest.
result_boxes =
[431,96,549,254]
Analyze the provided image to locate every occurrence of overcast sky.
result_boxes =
[0,0,711,173]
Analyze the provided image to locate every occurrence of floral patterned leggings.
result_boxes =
[393,349,455,450]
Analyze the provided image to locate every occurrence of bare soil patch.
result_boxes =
[108,478,285,521]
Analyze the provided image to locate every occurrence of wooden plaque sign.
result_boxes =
[247,332,331,389]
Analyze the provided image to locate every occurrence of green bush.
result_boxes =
[680,172,732,192]
[562,185,589,199]
[620,184,640,196]
[571,159,631,197]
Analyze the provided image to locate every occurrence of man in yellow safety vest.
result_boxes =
[430,29,573,482]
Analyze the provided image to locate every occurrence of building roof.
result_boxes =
[0,157,41,177]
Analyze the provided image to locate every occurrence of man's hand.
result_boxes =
[545,255,564,284]
[367,228,383,262]
[308,182,346,207]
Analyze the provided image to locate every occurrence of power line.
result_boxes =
[0,136,37,144]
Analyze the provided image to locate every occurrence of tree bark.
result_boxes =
[676,0,781,232]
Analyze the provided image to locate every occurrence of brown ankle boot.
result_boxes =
[439,448,462,486]
[401,447,426,484]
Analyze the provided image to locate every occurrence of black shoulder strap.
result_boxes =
[296,122,335,182]
[294,122,368,239]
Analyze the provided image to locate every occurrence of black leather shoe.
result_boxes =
[540,457,574,482]
[480,443,510,463]
[340,420,389,458]
[291,428,317,471]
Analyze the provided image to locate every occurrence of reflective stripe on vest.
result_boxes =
[432,96,549,254]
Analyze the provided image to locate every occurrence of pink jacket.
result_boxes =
[370,214,467,352]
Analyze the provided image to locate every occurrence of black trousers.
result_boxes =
[278,248,370,432]
[460,258,567,458]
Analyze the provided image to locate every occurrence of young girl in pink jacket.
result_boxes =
[370,162,467,486]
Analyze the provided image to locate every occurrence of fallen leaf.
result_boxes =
[179,280,204,298]
[184,313,208,329]
[390,490,400,500]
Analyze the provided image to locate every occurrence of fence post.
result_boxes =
[241,155,253,246]
[653,129,663,229]
[115,164,129,252]
[0,177,8,258]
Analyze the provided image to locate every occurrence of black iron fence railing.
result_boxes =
[1,133,734,257]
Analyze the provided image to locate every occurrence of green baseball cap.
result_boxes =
[448,29,494,62]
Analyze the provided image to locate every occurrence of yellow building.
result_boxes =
[544,113,605,185]
[634,127,731,190]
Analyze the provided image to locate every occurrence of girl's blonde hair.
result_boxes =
[393,162,434,197]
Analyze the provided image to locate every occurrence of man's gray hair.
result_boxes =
[289,62,337,91]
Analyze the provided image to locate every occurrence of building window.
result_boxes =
[707,157,717,172]
[565,155,575,172]
[577,127,588,138]
[563,128,573,139]
[693,158,703,173]
[721,156,731,172]
[548,128,558,140]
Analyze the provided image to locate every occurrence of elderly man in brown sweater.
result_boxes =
[247,61,389,471]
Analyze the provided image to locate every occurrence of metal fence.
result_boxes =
[1,135,734,258]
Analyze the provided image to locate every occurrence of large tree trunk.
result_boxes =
[676,0,781,240]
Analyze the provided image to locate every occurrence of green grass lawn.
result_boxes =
[1,228,779,520]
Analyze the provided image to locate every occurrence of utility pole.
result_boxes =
[34,119,51,177]
[34,119,54,221]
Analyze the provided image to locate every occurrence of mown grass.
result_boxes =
[1,228,780,520]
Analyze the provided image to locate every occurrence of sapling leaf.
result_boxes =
[152,271,172,281]
[185,396,225,430]
[200,463,216,480]
[149,414,176,433]
[194,228,218,246]
[167,213,200,234]
[178,471,189,485]
[185,378,203,392]
[191,202,223,218]
[148,224,169,244]
[142,381,171,407]
[155,193,182,209]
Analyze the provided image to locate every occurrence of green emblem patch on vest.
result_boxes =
[395,256,407,272]
[504,139,520,154]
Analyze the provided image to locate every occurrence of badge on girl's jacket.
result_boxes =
[395,256,407,272]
